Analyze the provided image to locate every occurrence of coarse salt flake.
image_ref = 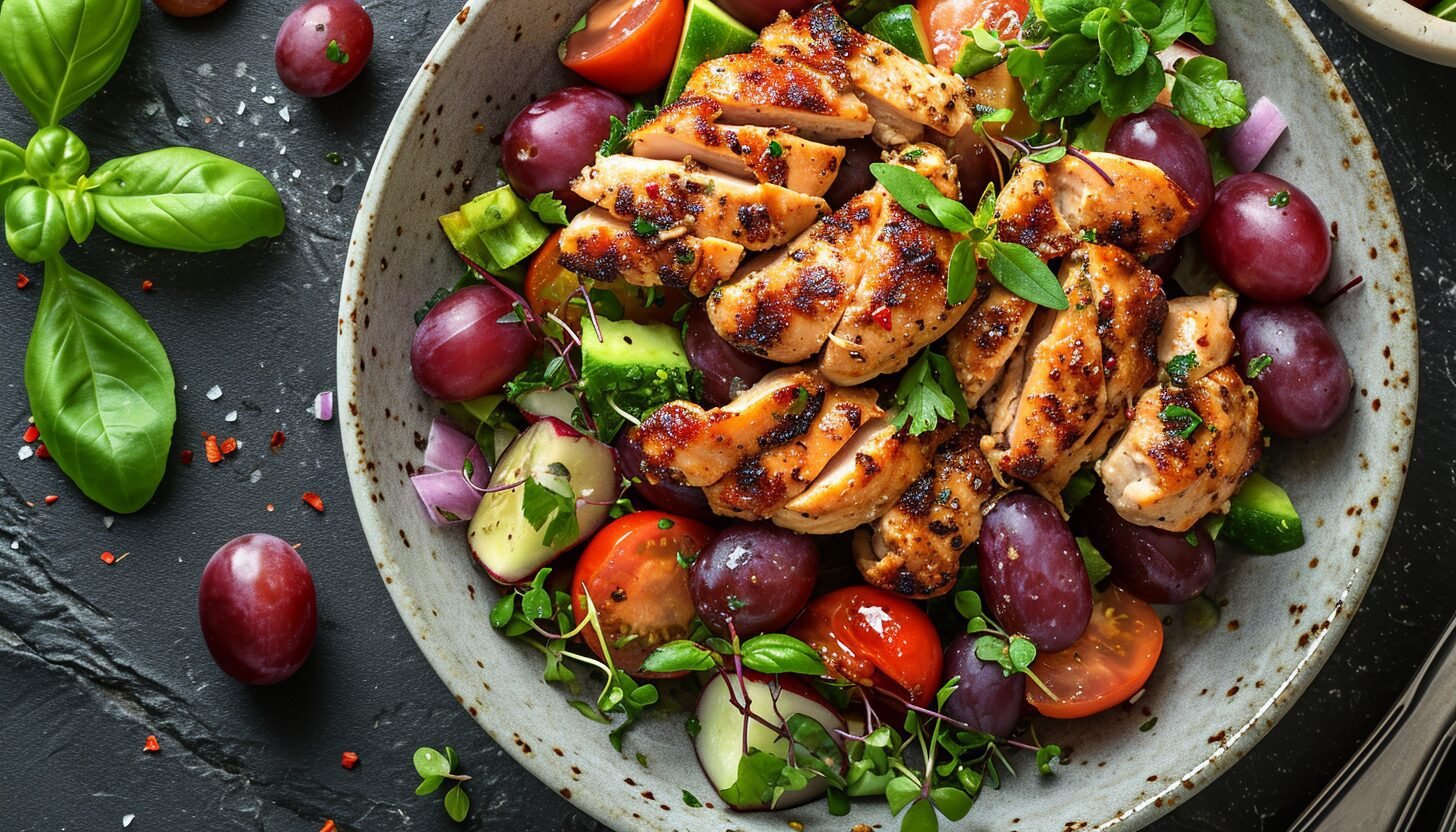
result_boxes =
[250,469,263,484]
[225,410,238,423]
[262,94,276,104]
[206,385,223,401]
[123,814,135,828]
[17,446,32,460]
[279,106,291,123]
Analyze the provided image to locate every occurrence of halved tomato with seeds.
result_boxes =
[1026,584,1164,719]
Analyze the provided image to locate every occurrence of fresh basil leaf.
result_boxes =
[1097,16,1147,77]
[986,241,1069,309]
[869,163,944,226]
[24,126,89,187]
[1171,56,1248,128]
[1041,0,1103,33]
[413,747,452,779]
[90,148,285,252]
[5,186,70,263]
[972,182,997,229]
[443,782,471,822]
[0,138,27,204]
[1146,0,1185,51]
[1005,45,1044,87]
[946,239,976,306]
[1023,34,1103,121]
[1182,0,1217,44]
[740,633,826,676]
[1098,52,1165,118]
[25,258,175,513]
[0,0,140,127]
[57,186,96,244]
[641,639,719,673]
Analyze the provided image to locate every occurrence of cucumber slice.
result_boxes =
[864,5,932,63]
[663,0,758,105]
[1221,472,1304,554]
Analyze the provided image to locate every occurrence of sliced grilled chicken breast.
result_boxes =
[705,385,884,518]
[996,152,1195,260]
[982,257,1106,483]
[821,144,972,385]
[630,96,845,197]
[1100,365,1261,532]
[854,425,994,598]
[944,279,1037,406]
[684,51,874,141]
[633,368,827,487]
[772,418,945,534]
[1157,294,1238,382]
[558,207,745,296]
[758,5,975,139]
[706,190,885,362]
[572,155,828,250]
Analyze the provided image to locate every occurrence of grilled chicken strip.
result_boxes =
[944,279,1037,407]
[630,95,845,197]
[853,425,994,598]
[820,144,972,385]
[772,418,946,534]
[758,5,975,139]
[558,207,745,296]
[707,189,886,362]
[572,155,828,250]
[705,385,884,518]
[1157,294,1238,382]
[633,368,828,487]
[684,51,874,141]
[1099,365,1261,532]
[996,152,1196,260]
[982,254,1106,483]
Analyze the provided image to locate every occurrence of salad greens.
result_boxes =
[412,746,472,822]
[0,0,285,513]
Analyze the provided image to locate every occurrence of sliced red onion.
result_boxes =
[423,418,491,487]
[314,391,334,421]
[1224,97,1287,174]
[411,470,482,526]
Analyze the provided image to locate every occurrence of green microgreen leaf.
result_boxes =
[985,241,1070,310]
[740,633,827,676]
[1246,354,1273,379]
[1171,56,1248,128]
[1165,352,1198,386]
[528,192,569,226]
[640,639,719,674]
[414,747,451,779]
[1159,404,1204,440]
[443,782,470,822]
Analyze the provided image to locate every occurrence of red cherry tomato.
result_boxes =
[561,0,686,95]
[917,0,1028,68]
[1026,584,1164,719]
[572,511,715,677]
[154,0,228,16]
[789,586,943,707]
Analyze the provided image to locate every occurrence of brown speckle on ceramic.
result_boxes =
[335,1,1418,830]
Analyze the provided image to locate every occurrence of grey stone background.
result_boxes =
[0,1,1451,830]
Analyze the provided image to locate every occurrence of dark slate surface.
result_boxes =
[0,1,1451,830]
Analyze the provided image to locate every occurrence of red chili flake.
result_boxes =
[22,424,39,443]
[340,751,359,769]
[16,273,29,289]
[302,492,325,513]
[219,437,238,455]
[43,495,58,505]
[204,435,223,464]
[266,503,276,512]
[319,821,336,832]
[870,305,893,331]
[180,449,194,464]
[34,443,49,459]
[101,551,116,564]
[141,279,155,292]
[270,430,287,450]
[644,182,661,199]
[143,734,160,752]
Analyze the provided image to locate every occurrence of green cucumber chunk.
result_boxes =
[664,0,758,105]
[439,185,548,275]
[864,5,932,63]
[1221,472,1304,554]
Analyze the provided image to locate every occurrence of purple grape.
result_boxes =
[683,304,773,407]
[501,86,629,214]
[1078,494,1215,604]
[690,523,819,637]
[410,284,536,402]
[614,430,715,521]
[941,633,1026,737]
[199,534,317,685]
[1200,173,1331,303]
[1233,303,1352,439]
[274,0,373,98]
[823,139,880,210]
[979,492,1093,652]
[1107,107,1214,231]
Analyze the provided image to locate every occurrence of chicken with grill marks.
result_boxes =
[943,279,1037,407]
[683,50,874,142]
[1157,294,1238,382]
[558,207,745,297]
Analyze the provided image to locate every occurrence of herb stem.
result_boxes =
[459,253,540,327]
[1065,145,1116,187]
[576,285,606,344]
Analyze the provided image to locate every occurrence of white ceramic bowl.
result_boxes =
[338,2,1419,829]
[1322,0,1456,67]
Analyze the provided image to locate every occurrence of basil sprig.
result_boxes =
[0,0,286,512]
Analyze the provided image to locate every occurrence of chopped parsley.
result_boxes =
[528,192,569,226]
[326,39,349,65]
[900,147,926,162]
[631,215,660,237]
[767,140,784,158]
[1165,352,1198,386]
[599,104,657,156]
[726,595,747,611]
[1268,190,1291,208]
[1081,228,1098,242]
[889,349,969,436]
[1159,404,1204,440]
[1246,354,1273,378]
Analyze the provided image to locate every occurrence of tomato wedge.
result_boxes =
[916,0,1028,68]
[572,511,714,677]
[788,586,943,707]
[1026,584,1164,719]
[561,0,685,95]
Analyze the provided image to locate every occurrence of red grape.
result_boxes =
[941,633,1025,737]
[689,523,819,637]
[823,138,879,210]
[199,534,317,685]
[1107,107,1214,231]
[682,304,773,406]
[1200,173,1331,303]
[275,0,374,98]
[1078,493,1215,604]
[154,0,228,16]
[502,87,629,214]
[716,0,819,28]
[613,430,714,521]
[411,284,536,402]
[979,492,1093,652]
[1233,303,1352,439]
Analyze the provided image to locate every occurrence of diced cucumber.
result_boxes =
[1221,472,1304,554]
[664,0,758,105]
[864,5,932,63]
[438,185,548,276]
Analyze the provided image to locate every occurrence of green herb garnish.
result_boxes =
[1159,404,1204,439]
[1165,352,1197,386]
[599,104,657,156]
[1246,354,1273,378]
[326,39,349,64]
[413,746,471,822]
[889,349,970,436]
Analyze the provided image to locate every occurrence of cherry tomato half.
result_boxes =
[1026,584,1164,719]
[525,231,690,327]
[561,0,686,96]
[917,0,1028,68]
[789,586,943,707]
[572,511,714,677]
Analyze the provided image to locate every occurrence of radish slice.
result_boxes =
[1224,97,1287,173]
[411,471,482,526]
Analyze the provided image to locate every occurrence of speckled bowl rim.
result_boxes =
[1321,0,1456,67]
[338,2,1419,829]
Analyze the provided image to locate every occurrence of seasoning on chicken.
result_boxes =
[853,425,994,598]
[995,151,1196,260]
[558,207,745,296]
[705,385,884,518]
[684,50,874,142]
[1157,294,1238,382]
[632,368,828,487]
[943,279,1037,407]
[771,418,947,534]
[572,155,829,250]
[820,143,972,386]
[630,95,846,197]
[1099,365,1261,532]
